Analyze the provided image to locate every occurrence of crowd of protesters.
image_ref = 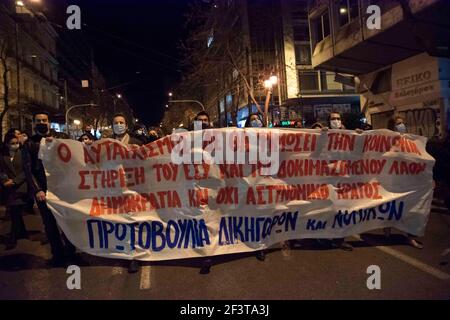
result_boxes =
[1,108,448,274]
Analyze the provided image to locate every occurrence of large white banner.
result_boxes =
[39,128,435,261]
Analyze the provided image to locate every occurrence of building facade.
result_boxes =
[0,1,60,137]
[307,0,450,139]
[177,0,360,129]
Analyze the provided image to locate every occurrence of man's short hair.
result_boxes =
[111,113,128,125]
[32,111,50,121]
[328,111,341,120]
[194,111,210,121]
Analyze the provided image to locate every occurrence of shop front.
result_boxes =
[360,53,450,140]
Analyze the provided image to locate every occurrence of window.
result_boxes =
[337,0,359,27]
[295,44,312,65]
[313,10,330,42]
[371,68,392,94]
[320,72,342,91]
[299,71,319,91]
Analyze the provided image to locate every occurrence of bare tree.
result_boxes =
[0,36,12,138]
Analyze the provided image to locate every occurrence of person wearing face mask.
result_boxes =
[316,112,355,251]
[244,112,273,261]
[190,111,212,131]
[0,133,35,250]
[110,113,143,273]
[131,124,149,144]
[383,116,424,249]
[24,112,77,266]
[328,112,346,130]
[78,133,94,146]
[394,116,407,133]
[244,113,264,128]
[111,113,142,145]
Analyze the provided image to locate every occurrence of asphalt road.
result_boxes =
[1,200,449,300]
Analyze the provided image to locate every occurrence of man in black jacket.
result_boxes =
[25,111,75,266]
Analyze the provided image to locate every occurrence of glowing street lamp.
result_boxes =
[270,75,278,85]
[73,119,81,126]
[264,79,273,90]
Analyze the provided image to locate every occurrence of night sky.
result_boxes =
[67,0,189,127]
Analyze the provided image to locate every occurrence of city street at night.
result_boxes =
[1,200,449,299]
[1,0,450,306]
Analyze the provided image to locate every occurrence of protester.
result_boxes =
[53,131,70,139]
[327,112,346,130]
[0,133,34,250]
[427,134,450,211]
[20,132,29,145]
[244,113,264,128]
[83,124,97,140]
[147,129,159,143]
[131,123,148,145]
[244,112,276,260]
[294,117,303,128]
[191,111,211,130]
[318,112,354,251]
[25,111,77,266]
[311,122,323,129]
[384,116,424,249]
[110,113,144,273]
[78,133,95,146]
[111,113,142,145]
[6,128,22,140]
[392,116,407,133]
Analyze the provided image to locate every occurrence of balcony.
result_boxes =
[309,0,450,75]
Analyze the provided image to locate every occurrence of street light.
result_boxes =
[270,75,278,85]
[73,119,81,126]
[264,80,273,90]
[113,93,122,114]
[168,92,173,97]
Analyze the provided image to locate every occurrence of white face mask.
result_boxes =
[250,119,263,128]
[330,119,342,129]
[113,124,127,135]
[395,123,406,133]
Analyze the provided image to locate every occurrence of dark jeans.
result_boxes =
[36,200,75,258]
[8,205,28,243]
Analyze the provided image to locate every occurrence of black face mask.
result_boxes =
[35,123,49,135]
